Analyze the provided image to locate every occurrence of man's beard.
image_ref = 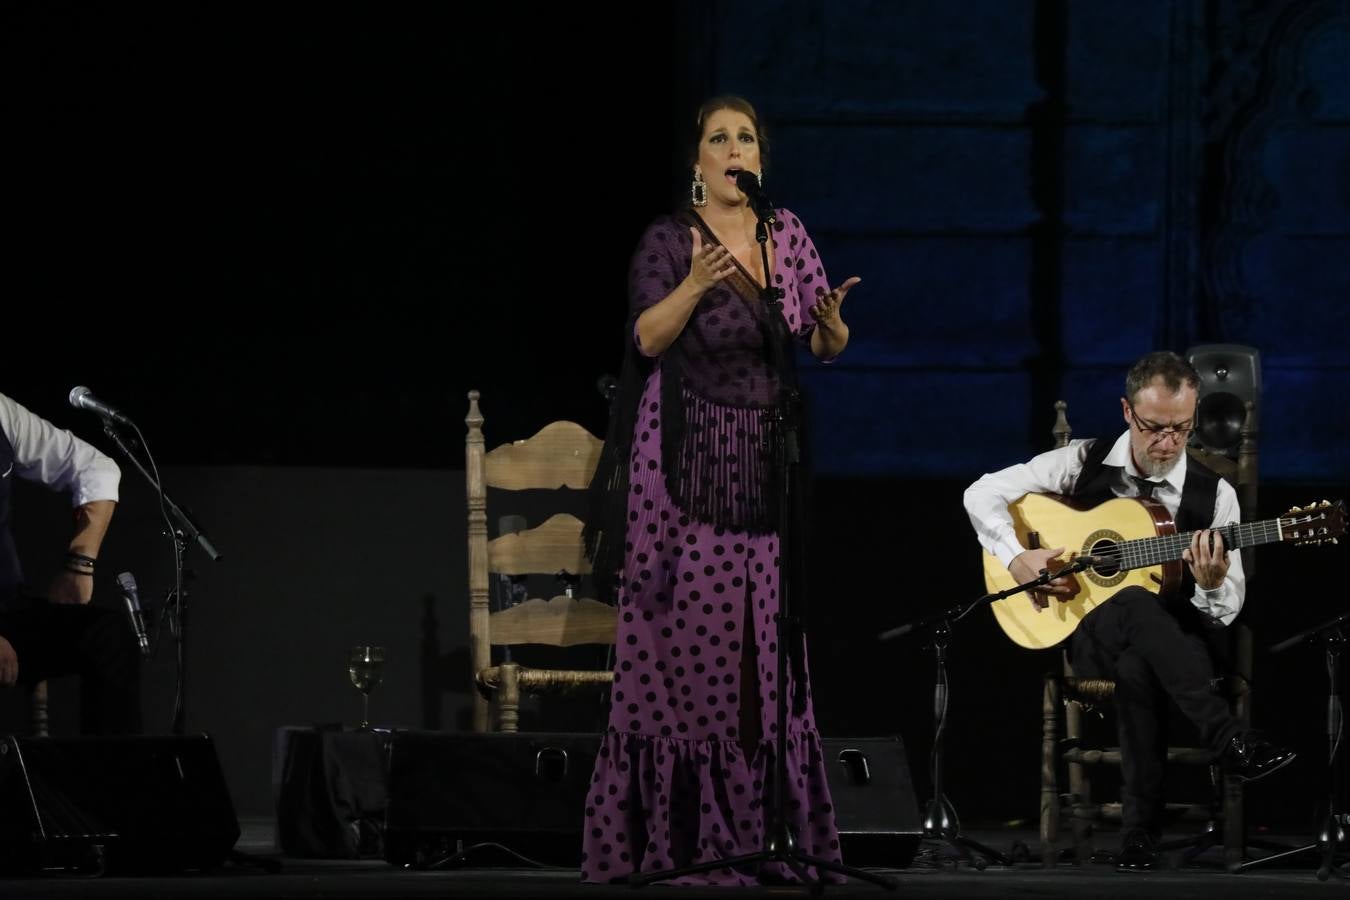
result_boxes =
[1137,449,1181,479]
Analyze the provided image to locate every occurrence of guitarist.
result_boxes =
[0,390,141,734]
[963,352,1294,871]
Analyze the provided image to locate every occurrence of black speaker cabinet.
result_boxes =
[823,736,923,868]
[384,731,921,870]
[384,731,600,867]
[0,734,240,874]
[1186,343,1261,454]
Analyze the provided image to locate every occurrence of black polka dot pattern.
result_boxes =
[583,212,842,886]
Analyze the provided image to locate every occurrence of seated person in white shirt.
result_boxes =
[962,351,1292,871]
[0,391,140,734]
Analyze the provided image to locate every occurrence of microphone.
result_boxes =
[732,170,776,224]
[68,386,135,426]
[1066,553,1119,571]
[595,374,618,402]
[1042,554,1116,580]
[115,571,152,656]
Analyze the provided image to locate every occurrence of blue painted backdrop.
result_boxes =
[678,0,1349,483]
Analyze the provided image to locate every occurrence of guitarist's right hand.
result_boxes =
[1010,547,1079,611]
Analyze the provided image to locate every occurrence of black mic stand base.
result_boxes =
[627,834,899,892]
[876,558,1099,871]
[1237,617,1348,880]
[921,797,1011,870]
[1234,816,1349,880]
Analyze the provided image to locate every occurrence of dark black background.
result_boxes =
[6,3,680,463]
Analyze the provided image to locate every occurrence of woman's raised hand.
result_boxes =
[688,228,737,291]
[810,276,860,331]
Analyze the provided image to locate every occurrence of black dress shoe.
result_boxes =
[1222,733,1297,783]
[1115,829,1158,872]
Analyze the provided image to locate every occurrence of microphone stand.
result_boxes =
[876,557,1100,869]
[633,202,895,890]
[1237,610,1349,880]
[100,419,223,736]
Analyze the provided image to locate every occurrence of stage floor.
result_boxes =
[0,819,1340,898]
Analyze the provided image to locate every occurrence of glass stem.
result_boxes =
[362,693,369,729]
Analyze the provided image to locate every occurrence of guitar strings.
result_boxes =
[1075,517,1293,571]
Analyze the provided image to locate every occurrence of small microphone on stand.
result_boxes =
[115,571,152,656]
[1043,555,1116,581]
[596,374,618,403]
[732,170,777,224]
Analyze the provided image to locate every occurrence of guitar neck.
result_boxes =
[1123,518,1286,569]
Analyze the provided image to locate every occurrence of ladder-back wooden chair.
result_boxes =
[465,391,616,732]
[1039,399,1257,868]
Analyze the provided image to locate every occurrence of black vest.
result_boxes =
[0,426,22,604]
[1071,437,1224,634]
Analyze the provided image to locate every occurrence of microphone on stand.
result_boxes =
[1068,554,1116,570]
[1042,554,1117,581]
[115,571,152,656]
[732,170,777,224]
[68,386,136,426]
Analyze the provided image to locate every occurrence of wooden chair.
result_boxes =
[465,391,616,733]
[1040,399,1258,869]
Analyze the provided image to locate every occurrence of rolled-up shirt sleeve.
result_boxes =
[1,393,120,506]
[1190,479,1245,626]
[963,441,1088,569]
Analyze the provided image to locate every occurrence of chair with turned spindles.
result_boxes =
[465,390,616,733]
[1039,398,1260,869]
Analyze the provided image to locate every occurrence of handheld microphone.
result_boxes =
[732,170,776,224]
[68,386,135,426]
[115,571,152,656]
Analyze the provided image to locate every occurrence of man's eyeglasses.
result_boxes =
[1128,402,1195,443]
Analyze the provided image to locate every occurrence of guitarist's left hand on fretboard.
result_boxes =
[1182,528,1230,590]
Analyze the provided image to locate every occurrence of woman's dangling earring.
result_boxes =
[691,170,708,207]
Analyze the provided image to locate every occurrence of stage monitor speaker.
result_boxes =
[0,734,240,875]
[384,731,921,871]
[823,736,923,869]
[384,731,600,868]
[1186,343,1260,455]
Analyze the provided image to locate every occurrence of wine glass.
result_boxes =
[348,645,385,729]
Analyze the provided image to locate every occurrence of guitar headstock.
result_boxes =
[1282,499,1345,546]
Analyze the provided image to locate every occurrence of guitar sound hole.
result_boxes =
[1089,541,1120,577]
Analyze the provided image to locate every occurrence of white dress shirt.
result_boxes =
[0,392,120,507]
[963,433,1244,626]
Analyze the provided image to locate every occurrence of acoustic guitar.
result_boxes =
[983,495,1344,649]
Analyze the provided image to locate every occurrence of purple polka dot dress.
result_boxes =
[581,210,844,886]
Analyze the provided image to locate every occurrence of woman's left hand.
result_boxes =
[810,276,860,331]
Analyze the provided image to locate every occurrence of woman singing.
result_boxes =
[582,95,859,885]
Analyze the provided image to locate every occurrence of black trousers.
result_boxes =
[0,599,141,735]
[1069,586,1241,837]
